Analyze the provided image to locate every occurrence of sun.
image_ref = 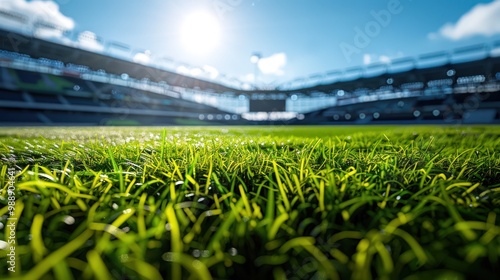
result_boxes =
[180,11,221,54]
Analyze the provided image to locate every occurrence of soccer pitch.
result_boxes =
[1,125,499,279]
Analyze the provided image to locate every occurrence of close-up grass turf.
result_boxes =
[0,125,499,279]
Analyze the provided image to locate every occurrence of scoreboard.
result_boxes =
[249,99,286,112]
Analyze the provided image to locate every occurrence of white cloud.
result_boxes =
[174,64,220,79]
[491,46,500,57]
[434,0,500,40]
[202,65,219,79]
[258,53,287,76]
[379,55,391,64]
[0,0,74,38]
[34,27,67,41]
[189,67,203,77]
[0,0,107,53]
[133,50,151,64]
[363,54,372,65]
[176,65,190,75]
[240,73,255,83]
[77,31,104,52]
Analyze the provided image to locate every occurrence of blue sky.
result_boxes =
[1,0,500,87]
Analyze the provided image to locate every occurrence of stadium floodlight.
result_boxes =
[250,52,262,88]
[250,52,261,64]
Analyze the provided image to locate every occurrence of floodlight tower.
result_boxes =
[250,52,261,89]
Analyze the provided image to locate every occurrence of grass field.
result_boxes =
[0,125,499,280]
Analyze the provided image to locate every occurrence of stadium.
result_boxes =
[1,1,500,279]
[1,27,500,126]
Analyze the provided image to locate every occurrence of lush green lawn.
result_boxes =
[1,125,499,279]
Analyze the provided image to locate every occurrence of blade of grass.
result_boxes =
[24,230,94,279]
[87,250,113,280]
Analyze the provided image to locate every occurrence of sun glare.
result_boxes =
[181,11,221,54]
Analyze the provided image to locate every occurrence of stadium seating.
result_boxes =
[0,66,237,126]
[0,108,42,123]
[30,92,63,104]
[0,88,25,101]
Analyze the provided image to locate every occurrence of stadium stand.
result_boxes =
[0,28,499,125]
[0,88,25,102]
[0,66,241,126]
